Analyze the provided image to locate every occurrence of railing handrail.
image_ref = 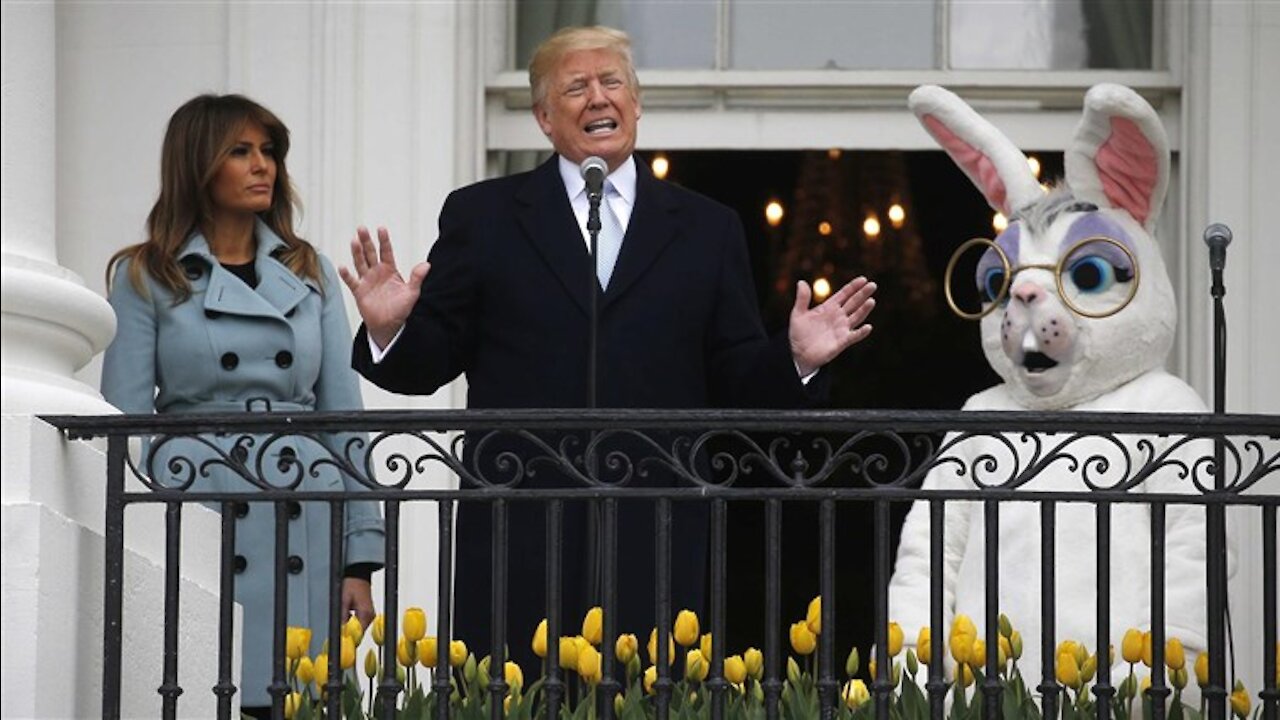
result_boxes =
[41,407,1280,438]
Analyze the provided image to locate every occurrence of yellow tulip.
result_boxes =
[286,627,312,661]
[296,656,315,686]
[403,607,427,643]
[616,633,638,664]
[787,656,802,688]
[340,635,356,670]
[998,636,1011,667]
[532,619,548,659]
[1010,630,1023,660]
[371,614,386,646]
[685,649,708,682]
[1195,652,1209,687]
[364,648,378,679]
[284,691,302,719]
[842,679,870,709]
[1119,628,1141,664]
[582,607,603,646]
[868,657,876,680]
[345,614,366,647]
[674,610,700,647]
[955,662,974,688]
[724,655,747,684]
[1165,637,1185,670]
[1230,680,1250,718]
[397,636,416,667]
[949,615,976,665]
[648,628,676,666]
[998,613,1013,639]
[644,665,658,695]
[578,644,602,684]
[887,622,903,657]
[1141,631,1153,668]
[917,627,932,665]
[744,647,763,680]
[449,640,467,667]
[1056,651,1081,689]
[505,660,523,692]
[1171,666,1188,690]
[1141,675,1152,694]
[1080,653,1097,684]
[614,694,625,716]
[700,633,713,662]
[558,636,580,670]
[790,621,817,656]
[807,596,822,635]
[970,638,987,667]
[419,637,438,668]
[314,653,329,687]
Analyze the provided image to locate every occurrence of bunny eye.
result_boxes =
[1067,254,1132,293]
[980,267,1007,304]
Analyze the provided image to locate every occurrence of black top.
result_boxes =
[221,260,257,288]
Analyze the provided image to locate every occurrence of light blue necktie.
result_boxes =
[595,182,624,289]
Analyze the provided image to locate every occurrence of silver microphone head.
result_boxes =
[580,156,608,194]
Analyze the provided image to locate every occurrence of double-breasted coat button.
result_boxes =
[287,555,304,574]
[233,501,250,518]
[204,309,221,319]
[287,500,302,519]
[233,555,247,574]
[184,264,203,280]
[275,351,293,368]
[221,352,239,370]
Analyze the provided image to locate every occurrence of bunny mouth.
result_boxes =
[1022,352,1059,373]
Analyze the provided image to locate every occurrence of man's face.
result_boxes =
[534,48,640,172]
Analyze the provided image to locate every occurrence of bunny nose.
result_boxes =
[1011,281,1045,306]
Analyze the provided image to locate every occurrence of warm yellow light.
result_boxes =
[765,200,784,227]
[1027,155,1041,179]
[992,212,1009,233]
[828,148,842,160]
[813,277,832,300]
[651,154,670,180]
[818,221,833,236]
[863,215,881,238]
[887,203,905,229]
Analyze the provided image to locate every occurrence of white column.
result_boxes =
[1,0,115,415]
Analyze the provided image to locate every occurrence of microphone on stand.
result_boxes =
[580,156,608,236]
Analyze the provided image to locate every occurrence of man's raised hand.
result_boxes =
[788,276,877,377]
[338,226,430,350]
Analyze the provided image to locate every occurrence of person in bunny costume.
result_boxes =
[888,84,1222,688]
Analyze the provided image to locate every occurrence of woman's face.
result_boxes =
[210,121,276,216]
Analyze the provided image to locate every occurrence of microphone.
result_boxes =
[580,156,607,199]
[1203,223,1232,272]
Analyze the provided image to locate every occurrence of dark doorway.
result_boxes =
[646,148,1063,674]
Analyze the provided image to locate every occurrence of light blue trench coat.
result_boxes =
[101,220,384,706]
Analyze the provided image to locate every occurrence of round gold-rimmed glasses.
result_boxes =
[944,236,1140,320]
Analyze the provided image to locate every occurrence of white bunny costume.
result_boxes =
[888,84,1218,688]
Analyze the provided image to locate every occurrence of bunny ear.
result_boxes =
[909,85,1042,217]
[1065,84,1169,230]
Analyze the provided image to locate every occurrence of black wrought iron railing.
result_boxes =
[47,409,1280,720]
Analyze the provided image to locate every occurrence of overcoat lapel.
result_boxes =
[602,161,679,306]
[183,220,313,320]
[515,158,594,316]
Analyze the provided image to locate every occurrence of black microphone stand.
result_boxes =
[584,175,605,625]
[1203,223,1234,713]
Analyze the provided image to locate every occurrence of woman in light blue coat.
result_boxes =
[101,94,383,716]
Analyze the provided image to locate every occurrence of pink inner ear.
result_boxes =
[923,115,1008,214]
[1095,117,1158,225]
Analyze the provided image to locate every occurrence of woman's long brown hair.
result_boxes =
[106,94,319,302]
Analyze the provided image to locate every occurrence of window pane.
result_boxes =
[514,1,716,70]
[729,1,935,70]
[949,0,1153,69]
